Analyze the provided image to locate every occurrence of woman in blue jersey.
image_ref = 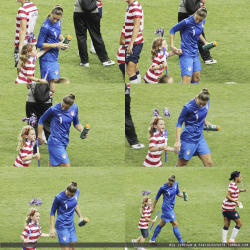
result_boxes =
[174,88,213,167]
[37,5,69,92]
[170,7,208,84]
[149,175,186,244]
[50,182,85,249]
[38,94,88,167]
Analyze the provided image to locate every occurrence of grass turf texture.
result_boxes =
[126,167,250,248]
[0,167,125,250]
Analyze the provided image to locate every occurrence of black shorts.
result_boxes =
[14,47,19,67]
[125,43,143,64]
[222,210,240,220]
[140,229,149,238]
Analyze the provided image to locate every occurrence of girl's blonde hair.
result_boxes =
[17,126,34,151]
[17,44,36,71]
[148,117,165,138]
[25,208,39,226]
[140,196,150,214]
[150,37,165,60]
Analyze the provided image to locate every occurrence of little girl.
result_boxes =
[143,117,174,167]
[21,208,52,250]
[13,126,40,167]
[15,44,48,84]
[144,37,177,83]
[132,197,155,250]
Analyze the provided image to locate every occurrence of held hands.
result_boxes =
[174,142,181,153]
[151,219,156,225]
[49,228,57,238]
[172,47,182,55]
[33,153,40,159]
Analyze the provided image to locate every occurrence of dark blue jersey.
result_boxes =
[170,16,205,56]
[37,18,61,61]
[155,181,180,212]
[176,98,210,142]
[50,189,80,229]
[39,103,80,146]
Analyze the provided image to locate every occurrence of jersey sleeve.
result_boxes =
[39,106,54,125]
[18,7,28,21]
[176,106,189,128]
[37,26,48,48]
[155,186,163,200]
[149,135,157,148]
[21,226,30,237]
[50,196,60,216]
[73,106,80,127]
[170,19,187,34]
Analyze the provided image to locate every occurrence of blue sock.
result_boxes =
[136,71,140,76]
[191,81,199,84]
[173,227,183,243]
[151,224,162,241]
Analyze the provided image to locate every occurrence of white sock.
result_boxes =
[222,229,228,243]
[136,74,141,83]
[130,78,138,84]
[91,40,95,51]
[229,227,239,241]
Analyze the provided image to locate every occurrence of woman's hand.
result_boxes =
[174,142,181,153]
[127,43,133,54]
[49,228,57,238]
[57,42,68,50]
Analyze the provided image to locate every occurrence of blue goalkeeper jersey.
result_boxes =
[155,181,180,212]
[50,189,80,229]
[39,103,80,146]
[176,98,210,143]
[37,17,61,61]
[170,15,205,56]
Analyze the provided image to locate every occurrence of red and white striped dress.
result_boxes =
[124,1,144,46]
[144,52,167,83]
[143,132,165,167]
[15,56,36,84]
[14,2,38,47]
[21,222,42,250]
[222,182,239,211]
[117,29,125,65]
[13,140,34,167]
[138,205,152,229]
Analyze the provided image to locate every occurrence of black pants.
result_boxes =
[178,12,212,61]
[73,12,109,64]
[125,94,139,146]
[26,101,52,142]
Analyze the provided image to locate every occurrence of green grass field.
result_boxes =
[0,0,250,249]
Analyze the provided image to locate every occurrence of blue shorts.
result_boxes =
[119,63,125,75]
[179,137,210,161]
[179,54,202,77]
[161,210,176,223]
[125,43,143,64]
[56,227,77,243]
[140,229,149,238]
[40,60,60,81]
[48,143,69,166]
[222,210,240,220]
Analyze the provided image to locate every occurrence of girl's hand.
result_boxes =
[163,62,168,68]
[236,201,240,207]
[174,142,181,153]
[176,48,182,55]
[49,228,57,238]
[34,153,40,159]
[151,220,156,224]
[23,239,29,243]
[241,189,247,192]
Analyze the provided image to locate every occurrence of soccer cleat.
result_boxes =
[131,143,145,149]
[80,63,90,68]
[204,59,217,65]
[131,239,138,248]
[90,48,96,54]
[102,60,115,66]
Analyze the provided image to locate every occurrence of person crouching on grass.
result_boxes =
[21,208,53,250]
[132,197,155,250]
[13,126,40,167]
[38,94,89,167]
[222,171,247,243]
